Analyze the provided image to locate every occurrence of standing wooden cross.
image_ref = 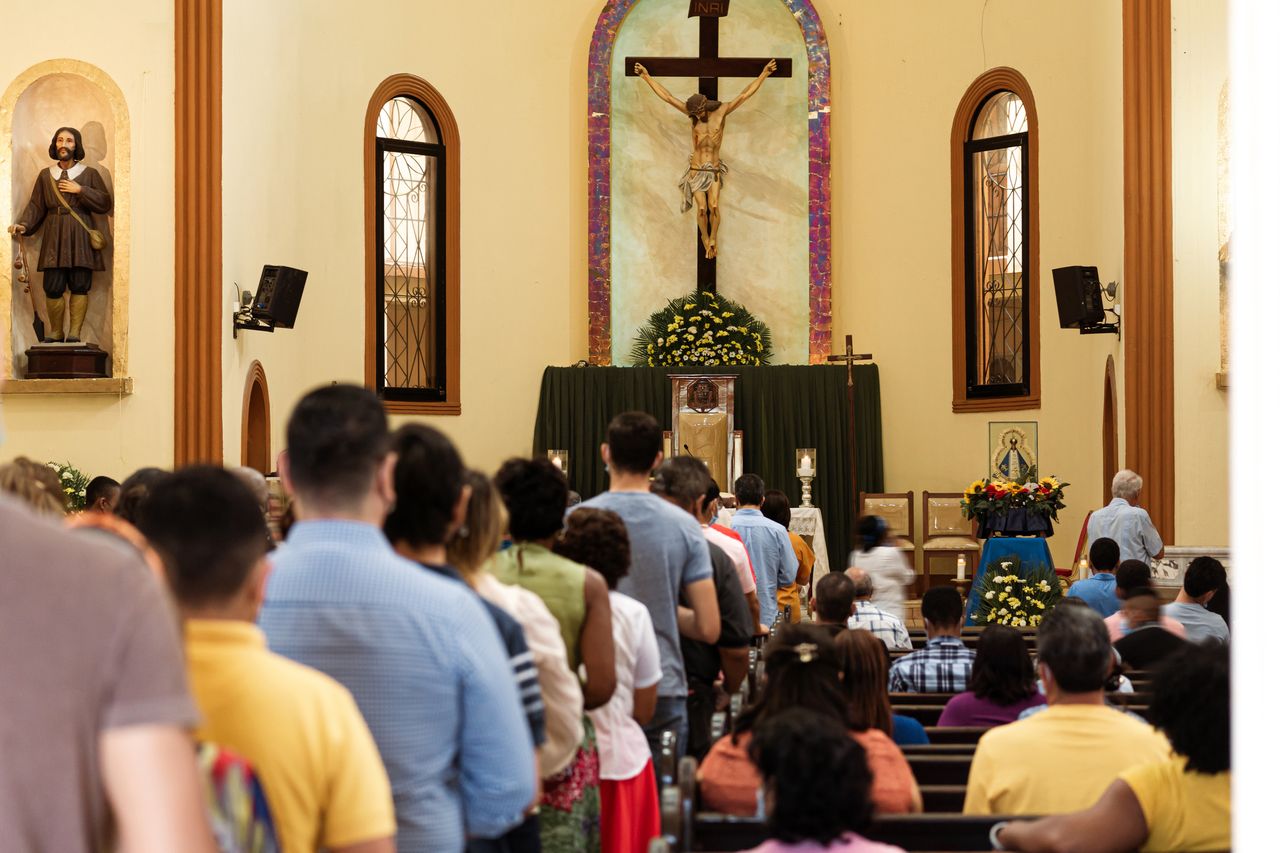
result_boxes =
[827,334,873,517]
[626,0,792,293]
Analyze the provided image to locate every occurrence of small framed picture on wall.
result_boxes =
[989,421,1039,481]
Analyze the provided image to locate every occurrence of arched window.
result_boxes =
[364,76,460,414]
[951,69,1039,412]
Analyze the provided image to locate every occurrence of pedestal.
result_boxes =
[24,343,109,379]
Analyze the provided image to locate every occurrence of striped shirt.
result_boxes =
[259,521,534,852]
[888,636,976,693]
[847,600,912,651]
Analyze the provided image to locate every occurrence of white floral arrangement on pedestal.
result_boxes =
[972,554,1063,627]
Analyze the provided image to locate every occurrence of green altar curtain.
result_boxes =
[531,364,883,564]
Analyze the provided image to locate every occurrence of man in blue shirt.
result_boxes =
[729,473,797,626]
[1087,469,1165,565]
[260,385,534,852]
[1067,537,1122,617]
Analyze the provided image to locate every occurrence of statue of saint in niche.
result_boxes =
[8,126,112,343]
[635,60,776,259]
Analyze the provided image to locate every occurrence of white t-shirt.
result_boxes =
[474,572,584,777]
[588,591,662,780]
[703,524,757,595]
[848,546,915,621]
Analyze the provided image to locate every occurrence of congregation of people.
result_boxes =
[0,390,1232,853]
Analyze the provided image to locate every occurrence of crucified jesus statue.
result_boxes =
[635,59,777,259]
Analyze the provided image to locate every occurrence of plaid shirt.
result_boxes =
[847,600,912,651]
[888,636,976,693]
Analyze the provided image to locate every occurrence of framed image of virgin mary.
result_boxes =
[988,421,1038,482]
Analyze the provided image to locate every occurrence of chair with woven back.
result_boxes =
[921,491,981,592]
[859,491,917,569]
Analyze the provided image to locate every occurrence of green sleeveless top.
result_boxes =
[488,542,587,670]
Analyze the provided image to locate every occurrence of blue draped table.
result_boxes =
[964,537,1056,626]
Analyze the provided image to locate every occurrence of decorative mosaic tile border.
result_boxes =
[587,0,831,364]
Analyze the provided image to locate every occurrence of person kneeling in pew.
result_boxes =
[992,642,1230,852]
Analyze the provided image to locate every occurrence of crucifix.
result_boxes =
[626,0,792,293]
[827,334,874,517]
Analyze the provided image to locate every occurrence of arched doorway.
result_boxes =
[1102,355,1118,505]
[242,361,271,473]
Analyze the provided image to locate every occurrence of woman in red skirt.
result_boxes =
[558,509,663,852]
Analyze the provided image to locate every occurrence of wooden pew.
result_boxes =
[906,754,972,785]
[924,726,989,744]
[919,784,968,813]
[663,755,1035,851]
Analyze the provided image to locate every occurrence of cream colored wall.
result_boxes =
[0,3,174,480]
[1171,0,1229,546]
[215,0,1227,567]
[821,0,1124,567]
[221,0,595,470]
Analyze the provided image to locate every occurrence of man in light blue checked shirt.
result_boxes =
[729,474,797,626]
[260,385,534,852]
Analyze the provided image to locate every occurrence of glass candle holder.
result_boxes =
[795,448,817,478]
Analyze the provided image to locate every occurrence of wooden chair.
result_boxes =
[921,491,981,591]
[861,490,921,596]
[860,490,917,566]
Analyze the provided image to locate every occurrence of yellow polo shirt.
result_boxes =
[185,620,396,852]
[1122,757,1231,851]
[963,704,1171,815]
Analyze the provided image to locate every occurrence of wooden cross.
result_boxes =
[625,0,792,293]
[827,334,874,517]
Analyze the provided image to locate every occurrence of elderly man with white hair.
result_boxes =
[1087,470,1165,566]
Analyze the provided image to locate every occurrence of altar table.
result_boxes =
[963,537,1055,626]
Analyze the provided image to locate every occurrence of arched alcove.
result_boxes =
[587,0,831,364]
[1,60,131,386]
[241,361,271,474]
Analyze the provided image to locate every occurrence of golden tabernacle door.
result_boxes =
[669,374,742,491]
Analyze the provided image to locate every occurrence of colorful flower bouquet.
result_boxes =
[629,290,773,367]
[961,474,1068,538]
[973,554,1063,627]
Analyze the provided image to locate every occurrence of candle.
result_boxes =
[798,454,814,476]
[956,554,967,581]
[551,455,564,473]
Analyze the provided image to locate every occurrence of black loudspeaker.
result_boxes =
[1052,265,1105,329]
[251,265,308,329]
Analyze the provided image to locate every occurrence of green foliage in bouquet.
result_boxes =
[972,554,1064,628]
[630,290,773,367]
[48,461,90,512]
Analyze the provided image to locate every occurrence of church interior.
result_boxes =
[1,0,1271,849]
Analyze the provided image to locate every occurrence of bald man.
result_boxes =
[845,568,912,651]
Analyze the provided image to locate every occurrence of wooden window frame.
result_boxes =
[364,75,461,416]
[950,68,1041,413]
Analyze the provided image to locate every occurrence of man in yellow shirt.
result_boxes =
[137,467,396,853]
[964,602,1170,816]
[991,642,1230,852]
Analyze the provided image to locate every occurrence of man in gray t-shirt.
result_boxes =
[577,412,719,761]
[1163,555,1230,644]
[0,494,213,852]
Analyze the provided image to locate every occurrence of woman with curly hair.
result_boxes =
[698,623,921,816]
[938,625,1045,727]
[994,642,1230,852]
[491,456,618,853]
[556,508,663,853]
[744,708,906,852]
